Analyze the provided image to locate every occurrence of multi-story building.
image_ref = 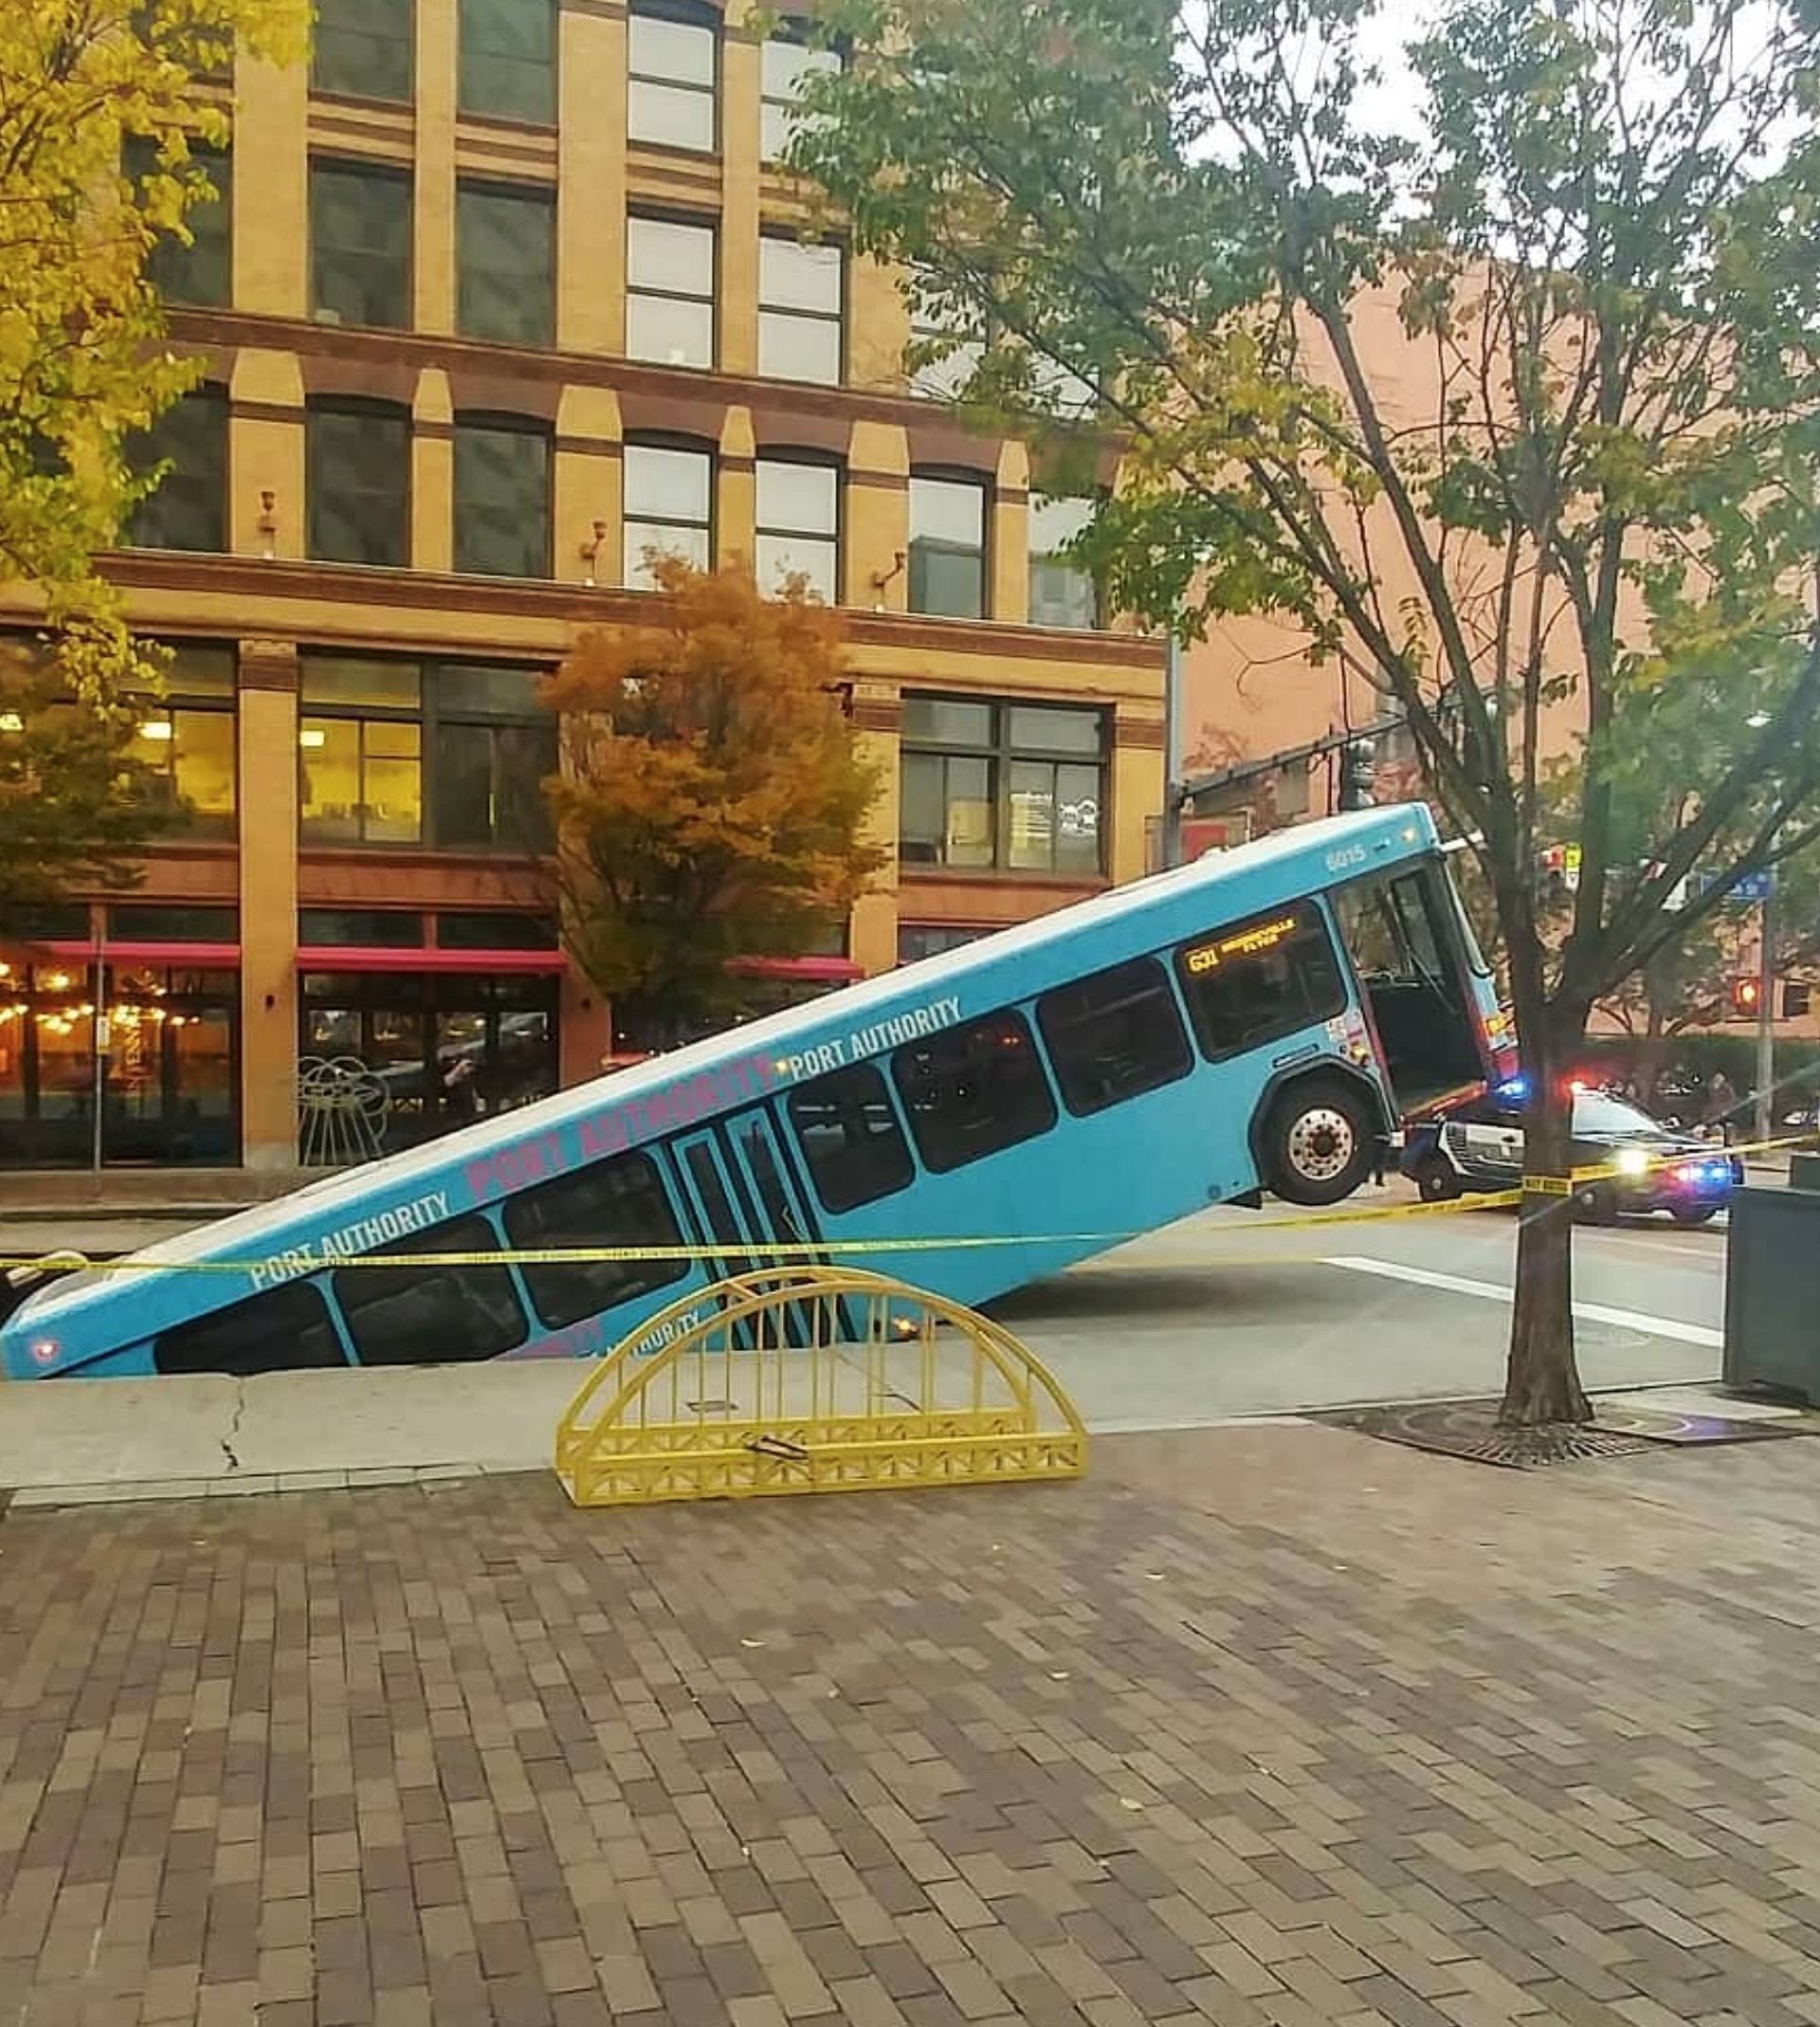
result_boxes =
[0,0,1164,1176]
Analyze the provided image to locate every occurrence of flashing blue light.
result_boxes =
[1496,1076,1529,1102]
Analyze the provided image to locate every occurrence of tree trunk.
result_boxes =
[1500,1020,1593,1427]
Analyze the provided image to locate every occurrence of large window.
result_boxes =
[900,696,1105,875]
[125,386,228,553]
[1028,495,1101,630]
[761,34,840,161]
[787,1064,915,1213]
[300,969,557,1153]
[1174,904,1348,1062]
[298,656,422,844]
[310,159,412,330]
[335,1214,528,1366]
[627,214,715,368]
[891,1008,1056,1174]
[299,656,554,850]
[0,961,239,1170]
[758,237,843,385]
[459,0,556,123]
[130,644,236,840]
[1036,958,1192,1117]
[430,663,555,850]
[628,1,718,152]
[312,0,412,99]
[457,182,555,345]
[306,400,410,567]
[908,474,987,618]
[454,418,551,578]
[503,1152,687,1328]
[623,441,712,586]
[755,457,838,602]
[131,141,231,307]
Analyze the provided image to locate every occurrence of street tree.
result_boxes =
[792,0,1820,1427]
[0,0,306,902]
[545,562,885,1048]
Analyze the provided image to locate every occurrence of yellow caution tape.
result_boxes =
[1,1130,1798,1288]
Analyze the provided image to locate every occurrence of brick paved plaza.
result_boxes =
[7,1425,1820,2026]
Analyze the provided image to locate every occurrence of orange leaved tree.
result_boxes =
[544,561,885,1049]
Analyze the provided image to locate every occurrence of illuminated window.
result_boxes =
[298,656,553,850]
[130,644,237,840]
[761,33,839,161]
[755,457,838,602]
[899,695,1105,875]
[627,214,715,368]
[299,656,423,845]
[623,440,712,586]
[758,236,843,385]
[628,0,718,153]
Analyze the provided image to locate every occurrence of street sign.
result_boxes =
[1690,867,1774,904]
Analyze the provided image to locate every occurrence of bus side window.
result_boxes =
[333,1214,528,1366]
[154,1280,347,1378]
[787,1063,915,1213]
[890,1008,1057,1174]
[503,1151,688,1330]
[1036,956,1192,1117]
[1174,903,1347,1062]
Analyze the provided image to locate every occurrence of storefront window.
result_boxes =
[0,964,239,1168]
[299,971,558,1160]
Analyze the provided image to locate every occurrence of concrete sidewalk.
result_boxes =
[8,1426,1820,2027]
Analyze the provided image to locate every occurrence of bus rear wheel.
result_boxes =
[1261,1080,1375,1206]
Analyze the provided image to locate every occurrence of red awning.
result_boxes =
[730,956,864,982]
[298,946,568,975]
[27,940,242,968]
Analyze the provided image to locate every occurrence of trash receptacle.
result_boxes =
[1723,1184,1820,1402]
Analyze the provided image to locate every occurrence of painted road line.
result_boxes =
[1322,1255,1723,1349]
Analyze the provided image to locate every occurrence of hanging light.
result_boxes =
[136,721,174,742]
[0,713,22,735]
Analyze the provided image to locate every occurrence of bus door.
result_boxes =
[670,1115,823,1348]
[1331,862,1489,1117]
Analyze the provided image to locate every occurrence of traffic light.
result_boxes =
[1732,975,1762,1019]
[1338,737,1376,812]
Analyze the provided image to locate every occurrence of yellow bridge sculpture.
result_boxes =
[553,1266,1087,1507]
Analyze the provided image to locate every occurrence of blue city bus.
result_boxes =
[2,804,1510,1381]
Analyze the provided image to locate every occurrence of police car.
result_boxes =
[1400,1079,1740,1224]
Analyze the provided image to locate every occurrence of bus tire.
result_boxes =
[1260,1079,1375,1206]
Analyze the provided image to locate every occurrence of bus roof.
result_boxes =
[13,803,1438,1318]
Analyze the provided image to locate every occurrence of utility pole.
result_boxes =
[1756,879,1775,1147]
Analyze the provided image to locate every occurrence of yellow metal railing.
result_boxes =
[553,1266,1087,1507]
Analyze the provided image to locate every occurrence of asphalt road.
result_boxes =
[991,1184,1728,1430]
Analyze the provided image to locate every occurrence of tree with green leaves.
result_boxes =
[0,0,306,902]
[546,563,885,1050]
[793,0,1820,1427]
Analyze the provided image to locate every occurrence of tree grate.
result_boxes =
[1318,1398,1658,1470]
